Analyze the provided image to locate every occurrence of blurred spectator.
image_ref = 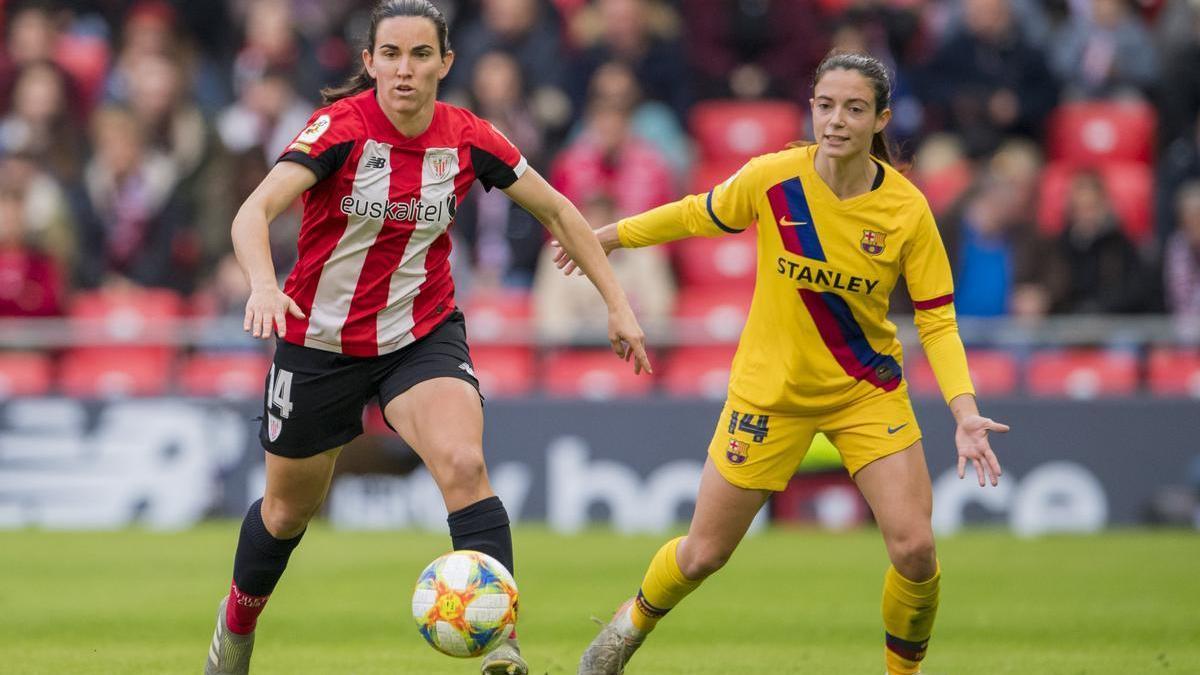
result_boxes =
[683,0,828,102]
[443,0,569,129]
[1164,181,1200,317]
[1158,109,1200,246]
[1050,0,1159,100]
[231,0,331,101]
[944,174,1047,318]
[1043,170,1152,313]
[911,133,974,218]
[575,60,691,178]
[0,184,64,317]
[0,153,77,273]
[105,0,232,114]
[921,0,1058,157]
[533,192,675,341]
[217,67,316,166]
[0,60,87,182]
[1155,0,1200,145]
[826,9,923,143]
[467,50,545,168]
[0,3,64,109]
[550,99,675,217]
[569,0,689,123]
[73,105,197,292]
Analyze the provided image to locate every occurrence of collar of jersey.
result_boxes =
[803,145,886,209]
[360,88,441,145]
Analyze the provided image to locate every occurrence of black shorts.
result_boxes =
[258,310,479,458]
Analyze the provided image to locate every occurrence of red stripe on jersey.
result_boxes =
[339,160,422,357]
[912,293,954,310]
[411,231,456,339]
[283,187,355,340]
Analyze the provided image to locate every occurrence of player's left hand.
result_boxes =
[608,303,652,375]
[955,415,1008,487]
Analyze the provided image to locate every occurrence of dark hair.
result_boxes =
[811,50,895,165]
[321,0,451,104]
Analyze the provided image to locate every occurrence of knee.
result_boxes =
[677,538,734,580]
[434,446,487,493]
[888,533,937,581]
[260,497,317,539]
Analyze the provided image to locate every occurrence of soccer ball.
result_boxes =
[411,550,519,657]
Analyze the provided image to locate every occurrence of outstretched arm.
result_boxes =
[231,161,316,340]
[503,168,652,374]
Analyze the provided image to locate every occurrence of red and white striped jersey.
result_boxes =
[276,90,528,357]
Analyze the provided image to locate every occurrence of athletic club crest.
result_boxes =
[267,413,283,442]
[726,438,749,465]
[861,229,886,256]
[425,148,457,182]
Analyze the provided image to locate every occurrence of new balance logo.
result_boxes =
[365,155,386,169]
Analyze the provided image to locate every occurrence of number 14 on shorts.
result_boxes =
[268,365,294,419]
[728,410,769,442]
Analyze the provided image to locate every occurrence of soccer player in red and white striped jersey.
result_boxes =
[204,3,650,674]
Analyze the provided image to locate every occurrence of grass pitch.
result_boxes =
[2,525,1196,674]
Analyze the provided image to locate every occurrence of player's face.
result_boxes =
[810,69,891,160]
[364,16,454,118]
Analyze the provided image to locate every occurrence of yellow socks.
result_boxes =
[881,562,940,675]
[628,537,702,634]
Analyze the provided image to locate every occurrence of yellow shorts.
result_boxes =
[706,389,923,491]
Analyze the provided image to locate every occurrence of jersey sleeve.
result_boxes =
[618,159,758,248]
[277,105,362,183]
[470,117,529,191]
[903,206,976,403]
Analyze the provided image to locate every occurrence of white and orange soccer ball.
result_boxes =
[411,550,518,658]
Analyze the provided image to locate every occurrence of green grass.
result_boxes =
[2,526,1197,674]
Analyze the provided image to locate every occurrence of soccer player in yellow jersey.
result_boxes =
[568,52,1009,675]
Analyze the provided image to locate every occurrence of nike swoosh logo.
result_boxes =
[887,424,908,434]
[779,217,808,227]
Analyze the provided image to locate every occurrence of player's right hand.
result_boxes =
[608,303,653,375]
[244,287,306,339]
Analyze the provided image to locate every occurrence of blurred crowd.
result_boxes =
[2,0,1200,335]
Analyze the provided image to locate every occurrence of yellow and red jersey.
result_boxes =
[619,144,974,413]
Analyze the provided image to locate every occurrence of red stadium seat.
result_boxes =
[180,352,268,398]
[673,286,754,343]
[673,225,757,290]
[1147,348,1200,398]
[541,349,654,399]
[0,352,54,397]
[1037,161,1153,244]
[913,160,974,217]
[1046,101,1156,166]
[69,287,184,352]
[688,159,745,195]
[661,345,737,399]
[461,289,532,344]
[906,349,1019,398]
[470,345,536,398]
[689,100,805,163]
[1025,350,1139,399]
[59,347,173,398]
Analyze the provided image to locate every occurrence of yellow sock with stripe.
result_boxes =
[881,562,940,675]
[627,537,702,634]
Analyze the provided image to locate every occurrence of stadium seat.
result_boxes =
[1046,101,1156,166]
[1025,350,1139,399]
[688,159,745,195]
[470,345,536,398]
[906,349,1019,398]
[69,287,184,350]
[180,352,268,398]
[1147,348,1200,398]
[1037,161,1153,244]
[673,286,754,343]
[541,349,655,399]
[461,289,532,344]
[689,100,805,164]
[673,225,758,290]
[0,352,54,398]
[59,347,173,398]
[913,160,974,217]
[661,345,737,399]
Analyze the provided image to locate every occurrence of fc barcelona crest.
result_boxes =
[726,438,749,465]
[861,229,886,256]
